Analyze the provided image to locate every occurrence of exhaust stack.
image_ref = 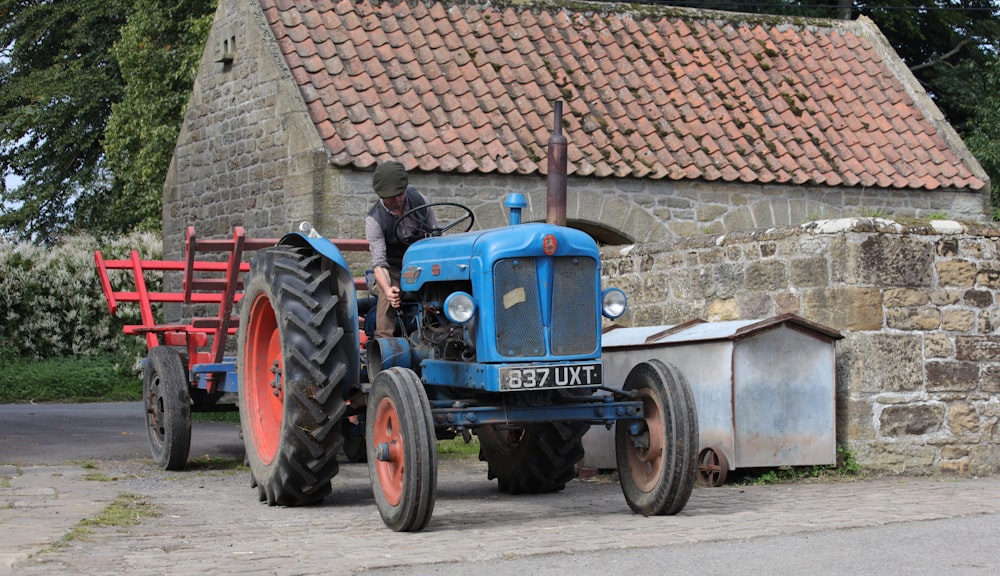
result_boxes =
[546,101,567,226]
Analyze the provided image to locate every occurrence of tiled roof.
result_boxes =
[261,0,986,191]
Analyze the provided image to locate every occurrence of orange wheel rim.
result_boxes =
[245,293,283,465]
[373,396,404,506]
[627,388,666,492]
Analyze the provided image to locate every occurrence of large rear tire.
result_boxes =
[478,421,587,494]
[616,359,698,516]
[143,346,191,470]
[238,246,350,506]
[366,367,437,532]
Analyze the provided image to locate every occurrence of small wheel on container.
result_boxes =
[616,359,699,516]
[697,447,729,487]
[366,367,437,532]
[143,346,192,470]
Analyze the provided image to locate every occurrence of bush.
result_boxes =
[0,231,161,361]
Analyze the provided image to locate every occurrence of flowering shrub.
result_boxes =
[0,232,162,361]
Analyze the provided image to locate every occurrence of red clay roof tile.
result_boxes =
[261,0,985,192]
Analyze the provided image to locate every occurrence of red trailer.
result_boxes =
[95,225,367,469]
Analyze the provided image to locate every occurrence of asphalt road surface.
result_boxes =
[2,402,1000,575]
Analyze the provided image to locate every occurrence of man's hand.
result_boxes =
[386,285,401,308]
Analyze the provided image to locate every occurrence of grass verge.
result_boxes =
[0,354,141,403]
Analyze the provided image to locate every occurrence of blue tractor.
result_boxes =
[237,198,699,532]
[237,108,698,532]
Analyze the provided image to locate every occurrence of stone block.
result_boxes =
[963,289,994,307]
[839,332,923,394]
[937,457,970,474]
[955,335,1000,361]
[745,261,787,291]
[925,361,979,392]
[929,289,961,306]
[981,366,1000,393]
[774,292,801,315]
[789,257,829,287]
[885,307,940,331]
[835,235,934,287]
[883,288,929,307]
[802,287,883,331]
[977,309,1000,333]
[975,266,1000,288]
[947,401,980,435]
[879,403,945,436]
[937,260,977,287]
[706,298,740,321]
[738,292,773,318]
[923,333,953,358]
[940,309,974,331]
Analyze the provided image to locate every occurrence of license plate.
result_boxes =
[499,363,603,391]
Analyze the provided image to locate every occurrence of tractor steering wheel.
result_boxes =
[394,202,475,244]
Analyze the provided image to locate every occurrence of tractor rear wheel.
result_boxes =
[143,346,191,470]
[238,246,350,506]
[616,359,698,516]
[477,421,587,494]
[366,367,437,532]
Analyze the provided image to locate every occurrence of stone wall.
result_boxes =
[601,217,1000,475]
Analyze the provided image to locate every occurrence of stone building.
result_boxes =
[163,0,997,470]
[163,0,987,255]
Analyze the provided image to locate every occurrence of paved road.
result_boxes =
[2,403,1000,575]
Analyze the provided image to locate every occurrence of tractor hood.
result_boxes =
[399,223,599,292]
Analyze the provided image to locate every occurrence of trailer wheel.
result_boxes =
[143,346,191,470]
[366,367,437,532]
[478,421,587,494]
[238,246,350,506]
[616,359,698,516]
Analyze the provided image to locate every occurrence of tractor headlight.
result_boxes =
[601,288,627,319]
[444,292,476,324]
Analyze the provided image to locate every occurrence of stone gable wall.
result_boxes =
[601,218,1000,475]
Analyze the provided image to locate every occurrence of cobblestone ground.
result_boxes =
[4,456,1000,576]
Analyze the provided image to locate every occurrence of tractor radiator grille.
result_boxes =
[494,258,545,357]
[551,257,597,355]
[493,256,597,358]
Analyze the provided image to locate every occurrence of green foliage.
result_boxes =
[1,0,215,243]
[964,57,1000,216]
[745,447,864,485]
[99,0,216,235]
[0,354,141,403]
[0,231,161,360]
[0,0,127,243]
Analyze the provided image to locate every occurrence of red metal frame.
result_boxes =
[95,226,370,393]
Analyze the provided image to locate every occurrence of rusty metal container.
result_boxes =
[582,314,842,486]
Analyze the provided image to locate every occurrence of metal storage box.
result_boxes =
[582,314,841,486]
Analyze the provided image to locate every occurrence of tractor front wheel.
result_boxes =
[143,346,191,470]
[238,246,350,506]
[616,359,698,516]
[366,367,437,532]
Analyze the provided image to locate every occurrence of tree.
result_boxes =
[0,0,214,243]
[0,0,127,243]
[96,0,215,236]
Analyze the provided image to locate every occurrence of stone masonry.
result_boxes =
[601,217,1000,475]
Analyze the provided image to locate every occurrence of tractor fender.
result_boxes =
[367,337,412,383]
[276,232,362,392]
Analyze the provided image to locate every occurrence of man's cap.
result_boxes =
[372,161,408,199]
